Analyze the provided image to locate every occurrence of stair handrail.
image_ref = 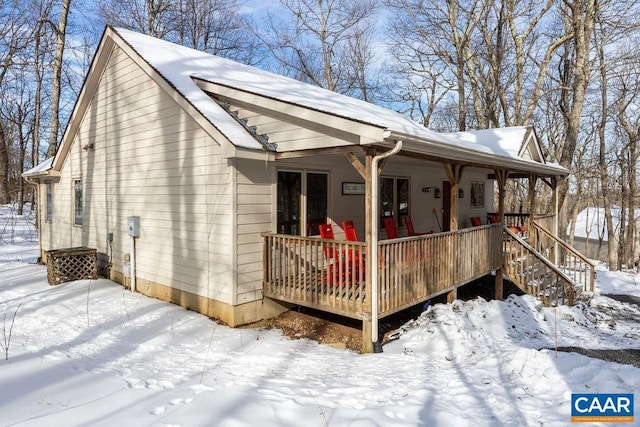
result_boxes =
[503,227,578,306]
[531,220,595,292]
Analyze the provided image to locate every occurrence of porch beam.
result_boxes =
[275,145,365,160]
[493,168,509,301]
[494,169,509,221]
[363,148,374,354]
[528,174,537,240]
[443,162,463,302]
[365,142,403,353]
[344,152,367,180]
[528,174,537,216]
[443,163,464,232]
[540,177,553,189]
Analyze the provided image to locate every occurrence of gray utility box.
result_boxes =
[127,216,140,237]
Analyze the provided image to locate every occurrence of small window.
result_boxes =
[470,181,485,209]
[45,181,52,222]
[74,179,83,226]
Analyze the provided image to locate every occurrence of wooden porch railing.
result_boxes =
[262,224,503,320]
[262,234,368,319]
[531,220,595,293]
[487,213,556,234]
[377,224,503,317]
[532,214,555,234]
[503,227,578,306]
[502,213,530,230]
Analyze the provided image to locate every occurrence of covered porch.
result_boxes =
[263,223,503,320]
[262,127,576,353]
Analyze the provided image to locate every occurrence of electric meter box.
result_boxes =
[127,216,140,237]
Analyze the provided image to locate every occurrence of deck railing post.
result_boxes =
[446,232,457,303]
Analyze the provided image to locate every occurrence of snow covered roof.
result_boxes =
[22,157,53,177]
[113,27,566,174]
[27,27,568,178]
[443,127,531,159]
[113,27,450,150]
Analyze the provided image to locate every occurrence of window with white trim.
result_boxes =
[74,179,83,226]
[45,181,52,222]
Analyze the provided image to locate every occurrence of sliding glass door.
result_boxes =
[277,170,328,236]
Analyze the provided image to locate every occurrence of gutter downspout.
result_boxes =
[23,176,43,261]
[370,140,403,350]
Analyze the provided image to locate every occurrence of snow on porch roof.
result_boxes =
[113,29,465,146]
[442,127,530,159]
[22,157,53,177]
[112,27,565,174]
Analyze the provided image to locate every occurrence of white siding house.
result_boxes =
[25,27,571,335]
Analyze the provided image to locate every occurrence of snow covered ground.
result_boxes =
[0,204,638,426]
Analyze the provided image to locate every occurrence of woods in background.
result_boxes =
[0,0,637,268]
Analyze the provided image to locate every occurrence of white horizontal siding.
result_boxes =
[228,102,357,151]
[234,157,273,304]
[41,44,235,304]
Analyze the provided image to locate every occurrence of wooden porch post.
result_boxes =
[443,163,463,232]
[528,174,537,241]
[443,163,463,303]
[362,149,374,354]
[494,169,508,301]
[551,176,559,265]
[495,170,508,221]
[362,142,403,353]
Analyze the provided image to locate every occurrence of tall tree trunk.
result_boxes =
[46,0,71,158]
[0,123,8,204]
[625,141,637,267]
[17,117,27,216]
[594,17,617,269]
[618,167,627,270]
[33,20,43,164]
[556,0,598,234]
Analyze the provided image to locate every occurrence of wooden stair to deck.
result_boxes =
[502,223,595,307]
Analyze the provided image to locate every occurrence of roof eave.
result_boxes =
[383,131,568,177]
[22,169,60,179]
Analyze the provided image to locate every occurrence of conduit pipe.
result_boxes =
[370,140,403,349]
[130,236,136,293]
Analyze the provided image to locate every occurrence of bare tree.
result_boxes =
[386,0,485,130]
[98,0,172,37]
[0,0,33,203]
[45,0,71,158]
[258,0,379,99]
[594,20,617,268]
[1,74,35,214]
[555,0,599,220]
[0,121,8,204]
[169,0,261,65]
[342,24,380,102]
[385,0,568,131]
[609,52,640,268]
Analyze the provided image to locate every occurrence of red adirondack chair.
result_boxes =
[342,220,358,242]
[318,223,359,286]
[383,217,398,239]
[403,215,428,236]
[318,223,337,258]
[341,220,365,268]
